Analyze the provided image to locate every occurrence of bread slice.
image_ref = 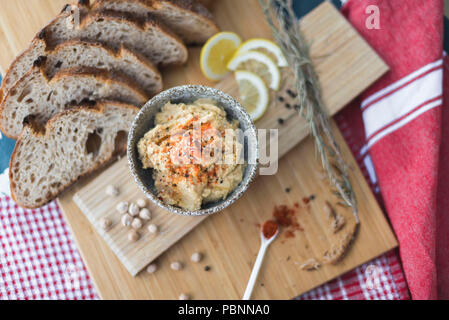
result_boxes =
[43,4,187,65]
[92,0,219,44]
[1,40,162,100]
[0,65,147,139]
[0,2,186,103]
[9,101,138,208]
[78,9,188,65]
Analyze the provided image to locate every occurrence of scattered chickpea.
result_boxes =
[128,230,140,242]
[148,224,158,234]
[146,263,157,274]
[136,198,147,208]
[99,217,112,231]
[139,208,151,220]
[131,217,143,229]
[170,261,183,271]
[179,293,190,300]
[105,185,119,197]
[190,252,202,263]
[128,203,139,216]
[121,214,132,227]
[116,201,128,214]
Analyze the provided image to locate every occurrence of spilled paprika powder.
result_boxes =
[272,204,304,238]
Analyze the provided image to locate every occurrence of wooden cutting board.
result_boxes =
[0,0,397,299]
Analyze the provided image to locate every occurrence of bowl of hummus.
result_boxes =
[128,85,259,216]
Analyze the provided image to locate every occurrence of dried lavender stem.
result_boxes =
[259,0,359,223]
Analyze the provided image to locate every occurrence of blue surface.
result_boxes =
[444,16,449,53]
[293,0,341,18]
[0,0,341,173]
[0,74,16,173]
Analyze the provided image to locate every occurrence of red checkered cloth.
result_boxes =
[0,199,97,300]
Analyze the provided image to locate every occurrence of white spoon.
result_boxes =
[242,221,279,300]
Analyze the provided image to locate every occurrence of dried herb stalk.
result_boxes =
[259,0,359,223]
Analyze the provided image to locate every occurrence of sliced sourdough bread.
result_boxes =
[2,40,162,99]
[78,9,188,65]
[9,101,138,208]
[0,65,147,139]
[0,2,186,103]
[92,0,219,44]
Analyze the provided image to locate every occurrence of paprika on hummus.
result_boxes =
[137,99,244,211]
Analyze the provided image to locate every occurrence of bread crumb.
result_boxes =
[139,208,151,220]
[148,224,158,234]
[121,214,132,227]
[128,203,139,216]
[105,185,119,197]
[324,201,346,233]
[332,214,346,233]
[323,231,355,264]
[116,201,128,214]
[179,293,189,300]
[131,218,142,229]
[146,263,157,274]
[300,258,321,271]
[136,198,147,208]
[323,202,333,219]
[171,261,183,271]
[128,230,140,242]
[191,252,202,263]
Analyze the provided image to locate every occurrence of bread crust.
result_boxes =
[164,0,215,20]
[322,222,359,264]
[49,65,148,97]
[86,9,188,64]
[57,40,159,75]
[9,101,138,208]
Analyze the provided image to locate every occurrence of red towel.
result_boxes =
[340,0,446,299]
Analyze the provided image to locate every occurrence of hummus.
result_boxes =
[138,99,244,211]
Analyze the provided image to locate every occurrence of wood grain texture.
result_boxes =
[0,0,396,299]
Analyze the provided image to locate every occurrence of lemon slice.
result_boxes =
[236,38,288,67]
[235,71,269,121]
[227,51,281,91]
[200,31,242,81]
